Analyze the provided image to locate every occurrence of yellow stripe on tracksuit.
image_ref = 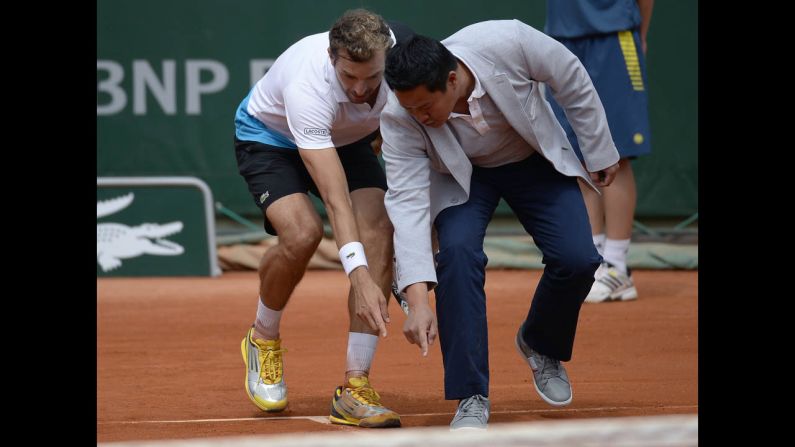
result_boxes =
[618,30,645,91]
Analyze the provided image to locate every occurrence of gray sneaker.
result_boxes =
[450,394,490,431]
[515,325,572,406]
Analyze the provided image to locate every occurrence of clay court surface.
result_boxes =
[97,269,697,443]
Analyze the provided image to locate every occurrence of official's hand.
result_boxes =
[402,302,438,356]
[350,268,390,337]
[590,162,620,187]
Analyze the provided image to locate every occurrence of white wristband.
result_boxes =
[339,241,368,275]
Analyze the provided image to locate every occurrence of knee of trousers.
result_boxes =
[545,255,600,281]
[435,242,488,271]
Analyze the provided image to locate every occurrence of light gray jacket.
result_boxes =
[381,20,619,292]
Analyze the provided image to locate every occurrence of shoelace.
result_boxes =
[260,347,287,384]
[458,395,487,418]
[350,382,382,406]
[537,354,562,383]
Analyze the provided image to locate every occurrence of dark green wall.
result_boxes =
[98,0,697,218]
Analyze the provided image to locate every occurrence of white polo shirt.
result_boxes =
[235,32,391,149]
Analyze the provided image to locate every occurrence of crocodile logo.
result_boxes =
[97,193,185,271]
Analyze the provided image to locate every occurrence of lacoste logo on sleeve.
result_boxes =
[304,127,329,136]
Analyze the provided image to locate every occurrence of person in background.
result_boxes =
[545,0,654,303]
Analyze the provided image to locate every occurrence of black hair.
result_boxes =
[385,34,457,92]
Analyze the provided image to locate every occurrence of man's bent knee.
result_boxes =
[275,224,323,264]
[360,213,393,245]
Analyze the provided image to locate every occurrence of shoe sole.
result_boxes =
[450,426,487,431]
[614,286,638,301]
[514,335,572,407]
[329,409,401,428]
[240,337,288,412]
[585,285,638,303]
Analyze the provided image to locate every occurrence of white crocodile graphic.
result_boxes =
[97,193,185,271]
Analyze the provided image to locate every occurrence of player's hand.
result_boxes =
[350,268,390,337]
[590,162,620,187]
[402,302,438,356]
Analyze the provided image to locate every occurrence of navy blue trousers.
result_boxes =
[433,154,600,400]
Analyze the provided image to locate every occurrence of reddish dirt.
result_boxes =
[97,269,697,442]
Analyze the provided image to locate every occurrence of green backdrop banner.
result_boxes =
[98,0,697,218]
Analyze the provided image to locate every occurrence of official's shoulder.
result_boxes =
[446,19,530,44]
[508,19,539,34]
[462,19,524,33]
[383,91,410,117]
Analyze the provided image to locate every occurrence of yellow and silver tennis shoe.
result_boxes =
[241,327,287,412]
[329,376,401,428]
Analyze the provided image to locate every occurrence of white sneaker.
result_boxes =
[585,262,638,303]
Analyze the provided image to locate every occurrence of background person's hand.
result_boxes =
[590,162,620,187]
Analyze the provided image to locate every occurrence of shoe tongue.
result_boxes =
[255,338,281,349]
[347,376,370,388]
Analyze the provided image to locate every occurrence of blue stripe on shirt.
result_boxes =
[234,90,297,149]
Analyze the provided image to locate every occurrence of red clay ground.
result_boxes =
[97,269,697,442]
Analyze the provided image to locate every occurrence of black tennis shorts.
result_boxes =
[234,131,387,235]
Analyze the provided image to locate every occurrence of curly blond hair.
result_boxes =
[329,9,392,62]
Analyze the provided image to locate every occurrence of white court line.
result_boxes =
[98,415,699,447]
[98,404,697,425]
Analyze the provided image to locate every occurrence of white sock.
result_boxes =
[346,332,378,375]
[592,233,606,257]
[603,238,631,274]
[254,299,282,340]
